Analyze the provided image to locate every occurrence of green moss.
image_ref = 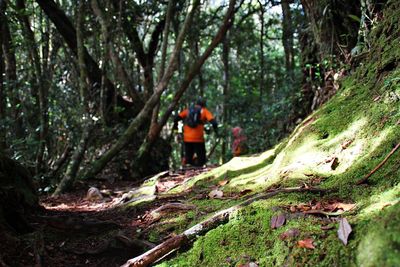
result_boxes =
[357,203,400,267]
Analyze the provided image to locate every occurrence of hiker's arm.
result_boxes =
[173,110,187,130]
[210,119,219,136]
[172,115,182,130]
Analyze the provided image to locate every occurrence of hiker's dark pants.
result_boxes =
[184,142,206,166]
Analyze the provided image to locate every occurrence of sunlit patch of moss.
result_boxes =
[356,203,400,267]
[359,183,400,217]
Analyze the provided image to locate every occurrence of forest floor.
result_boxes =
[8,167,214,267]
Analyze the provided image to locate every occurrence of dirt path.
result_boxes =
[9,167,212,267]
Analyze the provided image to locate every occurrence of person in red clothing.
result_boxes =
[173,98,219,166]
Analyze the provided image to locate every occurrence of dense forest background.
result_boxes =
[1,0,366,194]
[2,0,399,266]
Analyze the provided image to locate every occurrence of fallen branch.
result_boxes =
[145,202,196,223]
[356,142,400,185]
[121,187,328,267]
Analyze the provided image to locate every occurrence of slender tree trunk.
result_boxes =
[281,0,295,82]
[0,2,24,139]
[0,20,5,151]
[221,33,230,163]
[53,123,92,196]
[53,0,93,195]
[258,0,265,105]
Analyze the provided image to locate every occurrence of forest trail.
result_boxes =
[22,167,213,267]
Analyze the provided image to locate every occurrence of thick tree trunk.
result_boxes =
[0,154,38,234]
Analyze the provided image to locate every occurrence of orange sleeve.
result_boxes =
[202,108,214,122]
[179,109,188,118]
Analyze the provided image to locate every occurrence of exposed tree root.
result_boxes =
[122,187,329,267]
[144,202,196,224]
[356,142,400,185]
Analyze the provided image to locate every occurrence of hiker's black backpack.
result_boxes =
[186,105,202,128]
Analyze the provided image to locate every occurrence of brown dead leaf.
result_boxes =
[270,214,286,229]
[208,189,223,199]
[330,157,339,170]
[324,202,339,212]
[337,217,352,245]
[341,140,353,150]
[336,203,356,211]
[289,206,297,213]
[218,180,229,186]
[279,228,300,240]
[297,238,315,249]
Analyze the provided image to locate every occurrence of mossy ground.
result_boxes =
[128,2,400,266]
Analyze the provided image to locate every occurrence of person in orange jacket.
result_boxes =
[173,97,219,166]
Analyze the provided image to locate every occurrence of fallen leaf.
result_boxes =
[330,157,339,170]
[208,189,223,199]
[337,217,352,245]
[289,206,297,213]
[336,203,356,211]
[297,238,315,249]
[270,214,286,229]
[218,180,229,186]
[341,140,353,150]
[279,228,300,240]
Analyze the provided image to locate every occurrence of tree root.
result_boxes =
[122,187,329,267]
[356,142,400,185]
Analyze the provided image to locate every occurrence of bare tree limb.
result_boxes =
[356,142,400,185]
